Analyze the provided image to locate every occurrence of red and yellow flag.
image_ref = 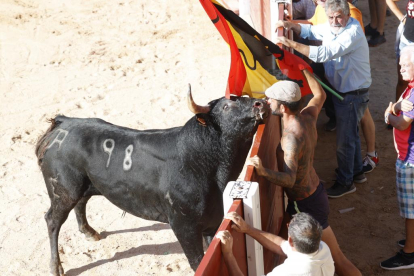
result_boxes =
[199,0,312,99]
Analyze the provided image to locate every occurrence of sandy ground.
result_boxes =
[0,0,411,275]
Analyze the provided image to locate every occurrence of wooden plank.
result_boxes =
[245,115,284,274]
[195,200,247,276]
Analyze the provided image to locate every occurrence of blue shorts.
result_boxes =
[286,182,330,229]
[396,159,414,219]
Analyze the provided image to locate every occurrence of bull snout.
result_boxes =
[253,99,269,121]
[253,100,263,109]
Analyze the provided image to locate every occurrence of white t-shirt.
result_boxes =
[267,241,335,276]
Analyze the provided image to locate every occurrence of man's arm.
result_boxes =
[274,20,302,36]
[278,26,363,64]
[248,133,300,189]
[216,231,244,276]
[292,19,312,25]
[273,36,310,57]
[274,36,310,57]
[225,212,286,256]
[385,102,414,130]
[386,0,405,21]
[392,99,414,114]
[300,69,326,118]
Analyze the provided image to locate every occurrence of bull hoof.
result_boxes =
[85,232,101,241]
[50,263,65,276]
[80,225,101,241]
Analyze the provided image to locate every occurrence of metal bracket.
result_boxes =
[228,181,255,199]
[271,0,291,4]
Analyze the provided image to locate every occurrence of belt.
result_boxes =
[337,88,369,96]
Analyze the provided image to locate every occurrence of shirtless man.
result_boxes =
[248,69,361,276]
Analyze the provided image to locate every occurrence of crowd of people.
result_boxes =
[215,0,414,274]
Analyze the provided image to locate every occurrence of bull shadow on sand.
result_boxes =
[99,223,171,239]
[65,223,181,276]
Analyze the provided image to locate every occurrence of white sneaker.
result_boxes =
[362,152,379,174]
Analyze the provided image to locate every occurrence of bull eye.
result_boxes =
[223,104,228,110]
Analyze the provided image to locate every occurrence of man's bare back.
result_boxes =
[280,109,320,201]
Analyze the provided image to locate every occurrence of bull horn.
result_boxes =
[187,84,210,114]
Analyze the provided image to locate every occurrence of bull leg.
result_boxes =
[170,222,204,271]
[203,234,214,248]
[74,196,101,241]
[44,174,83,276]
[45,198,76,276]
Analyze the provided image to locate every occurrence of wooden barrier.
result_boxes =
[196,1,288,275]
[195,200,248,275]
[195,114,284,275]
[244,115,284,273]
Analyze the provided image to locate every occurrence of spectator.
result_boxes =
[386,0,414,101]
[292,0,317,20]
[248,72,361,275]
[307,0,364,28]
[381,45,414,270]
[274,0,371,198]
[290,0,379,173]
[217,212,334,276]
[365,0,387,46]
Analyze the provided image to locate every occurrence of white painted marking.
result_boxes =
[46,129,69,150]
[103,139,115,168]
[123,145,133,171]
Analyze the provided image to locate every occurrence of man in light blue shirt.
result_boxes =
[274,0,371,198]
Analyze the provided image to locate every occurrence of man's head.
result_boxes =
[400,46,414,82]
[265,81,302,116]
[288,212,323,254]
[325,0,350,34]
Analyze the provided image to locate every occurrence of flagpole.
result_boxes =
[313,75,344,101]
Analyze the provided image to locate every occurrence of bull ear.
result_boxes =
[196,114,208,127]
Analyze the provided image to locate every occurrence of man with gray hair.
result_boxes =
[248,70,360,275]
[274,0,372,199]
[217,212,334,275]
[381,45,414,270]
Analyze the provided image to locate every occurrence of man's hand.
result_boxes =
[216,230,244,276]
[274,20,302,36]
[225,212,251,234]
[385,102,393,124]
[247,155,265,176]
[385,102,393,115]
[274,20,290,31]
[216,230,233,255]
[274,36,289,47]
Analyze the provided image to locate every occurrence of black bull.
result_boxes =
[35,87,269,275]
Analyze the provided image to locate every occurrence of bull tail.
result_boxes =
[35,117,62,166]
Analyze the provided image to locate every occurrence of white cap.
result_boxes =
[265,81,301,102]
